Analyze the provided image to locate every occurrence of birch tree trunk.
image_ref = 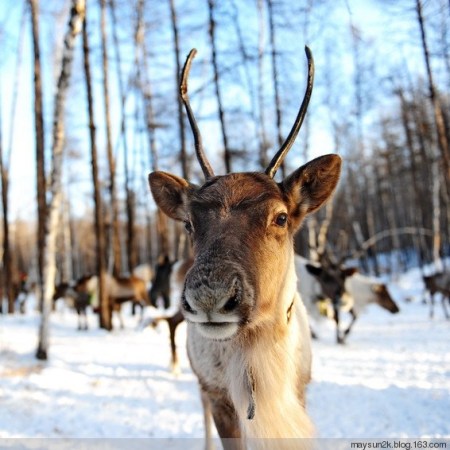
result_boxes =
[61,195,73,282]
[36,0,86,360]
[82,1,110,330]
[29,0,46,311]
[100,0,121,277]
[136,2,169,258]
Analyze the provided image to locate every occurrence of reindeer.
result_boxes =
[298,256,357,344]
[149,255,177,309]
[423,271,450,319]
[295,255,399,343]
[52,275,94,330]
[149,47,341,448]
[147,257,193,374]
[53,273,150,329]
[91,273,150,328]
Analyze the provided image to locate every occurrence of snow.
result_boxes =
[1,269,449,443]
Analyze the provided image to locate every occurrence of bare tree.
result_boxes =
[416,0,450,184]
[29,0,46,308]
[169,0,189,179]
[416,0,449,267]
[207,0,232,172]
[82,0,110,330]
[136,0,170,258]
[99,0,121,277]
[266,0,285,177]
[0,5,26,314]
[37,0,86,360]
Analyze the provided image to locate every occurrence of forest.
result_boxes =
[0,0,449,356]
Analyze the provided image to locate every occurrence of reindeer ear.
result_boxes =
[148,172,194,221]
[343,267,358,278]
[282,154,342,216]
[305,264,323,278]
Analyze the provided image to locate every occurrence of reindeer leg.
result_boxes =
[168,318,179,375]
[163,292,170,309]
[139,301,146,323]
[119,307,124,329]
[429,293,435,319]
[168,310,185,374]
[206,389,243,450]
[441,294,450,320]
[333,301,344,344]
[109,301,115,330]
[343,308,357,339]
[200,389,214,450]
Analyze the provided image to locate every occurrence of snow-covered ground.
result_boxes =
[0,268,449,443]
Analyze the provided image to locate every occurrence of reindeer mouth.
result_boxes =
[196,321,239,340]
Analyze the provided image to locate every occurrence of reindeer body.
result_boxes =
[423,272,450,319]
[295,255,399,342]
[149,47,341,448]
[132,263,154,285]
[344,273,399,315]
[54,273,149,329]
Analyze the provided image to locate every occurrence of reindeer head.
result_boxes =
[305,262,357,305]
[149,48,342,340]
[372,283,399,313]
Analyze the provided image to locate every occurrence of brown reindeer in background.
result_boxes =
[53,273,150,330]
[423,271,450,319]
[149,47,341,449]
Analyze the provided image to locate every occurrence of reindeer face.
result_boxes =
[149,155,341,340]
[306,264,357,304]
[372,284,399,313]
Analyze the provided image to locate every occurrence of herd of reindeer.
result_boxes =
[7,47,450,448]
[49,251,449,362]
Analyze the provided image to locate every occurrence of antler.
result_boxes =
[180,49,215,180]
[265,46,314,179]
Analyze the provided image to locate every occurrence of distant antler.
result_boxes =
[265,46,314,179]
[180,49,215,180]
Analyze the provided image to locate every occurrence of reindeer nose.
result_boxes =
[223,292,240,312]
[181,293,196,315]
[182,269,244,317]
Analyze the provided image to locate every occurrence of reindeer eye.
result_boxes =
[184,220,193,233]
[274,213,288,227]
